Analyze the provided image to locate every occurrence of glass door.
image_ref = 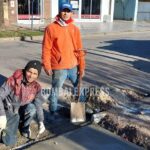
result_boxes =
[81,0,101,19]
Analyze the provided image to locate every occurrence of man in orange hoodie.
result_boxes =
[42,2,85,119]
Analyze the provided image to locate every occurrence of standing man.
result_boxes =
[42,2,85,119]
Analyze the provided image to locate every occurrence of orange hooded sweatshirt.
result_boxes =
[42,17,85,73]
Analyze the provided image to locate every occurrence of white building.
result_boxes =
[3,0,139,26]
[51,0,115,22]
[137,0,150,21]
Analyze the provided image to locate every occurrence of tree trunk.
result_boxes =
[0,0,4,27]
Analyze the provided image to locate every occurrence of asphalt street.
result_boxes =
[0,32,150,94]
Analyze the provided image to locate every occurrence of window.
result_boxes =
[18,0,41,20]
[81,0,101,19]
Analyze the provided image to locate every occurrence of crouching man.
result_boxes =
[0,60,45,146]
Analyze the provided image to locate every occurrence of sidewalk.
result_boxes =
[7,20,150,40]
[19,20,150,34]
[77,21,150,37]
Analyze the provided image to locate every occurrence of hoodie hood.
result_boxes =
[55,15,74,26]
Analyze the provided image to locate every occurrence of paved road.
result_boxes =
[0,32,150,94]
[83,32,150,94]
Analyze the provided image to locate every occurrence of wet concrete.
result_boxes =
[26,125,143,150]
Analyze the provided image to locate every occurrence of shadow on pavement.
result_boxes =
[97,39,150,59]
[132,60,150,73]
[14,106,91,150]
[82,39,150,94]
[96,39,150,74]
[21,40,42,44]
[0,74,7,86]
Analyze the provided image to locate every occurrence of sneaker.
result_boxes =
[21,128,31,138]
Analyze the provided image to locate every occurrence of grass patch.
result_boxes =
[0,29,43,38]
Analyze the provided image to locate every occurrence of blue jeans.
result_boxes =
[19,103,36,134]
[1,103,36,146]
[49,67,79,112]
[1,112,20,146]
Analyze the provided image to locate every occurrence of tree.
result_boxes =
[0,0,4,26]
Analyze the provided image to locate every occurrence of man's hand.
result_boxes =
[79,70,85,78]
[44,69,53,76]
[0,115,7,132]
[39,122,45,134]
[81,70,85,78]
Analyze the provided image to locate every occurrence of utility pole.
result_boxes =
[31,0,35,30]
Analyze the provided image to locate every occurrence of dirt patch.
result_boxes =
[86,86,150,149]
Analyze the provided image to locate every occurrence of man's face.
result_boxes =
[60,8,72,21]
[25,68,38,83]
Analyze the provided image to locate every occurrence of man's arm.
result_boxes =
[0,81,12,131]
[0,81,12,116]
[42,26,53,76]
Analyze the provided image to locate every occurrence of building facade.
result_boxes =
[3,0,115,25]
[2,0,139,26]
[3,0,50,26]
[56,0,115,22]
[113,0,138,21]
[137,0,150,21]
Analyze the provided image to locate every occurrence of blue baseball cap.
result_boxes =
[60,3,73,12]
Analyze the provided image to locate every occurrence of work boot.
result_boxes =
[49,111,62,122]
[21,128,31,138]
